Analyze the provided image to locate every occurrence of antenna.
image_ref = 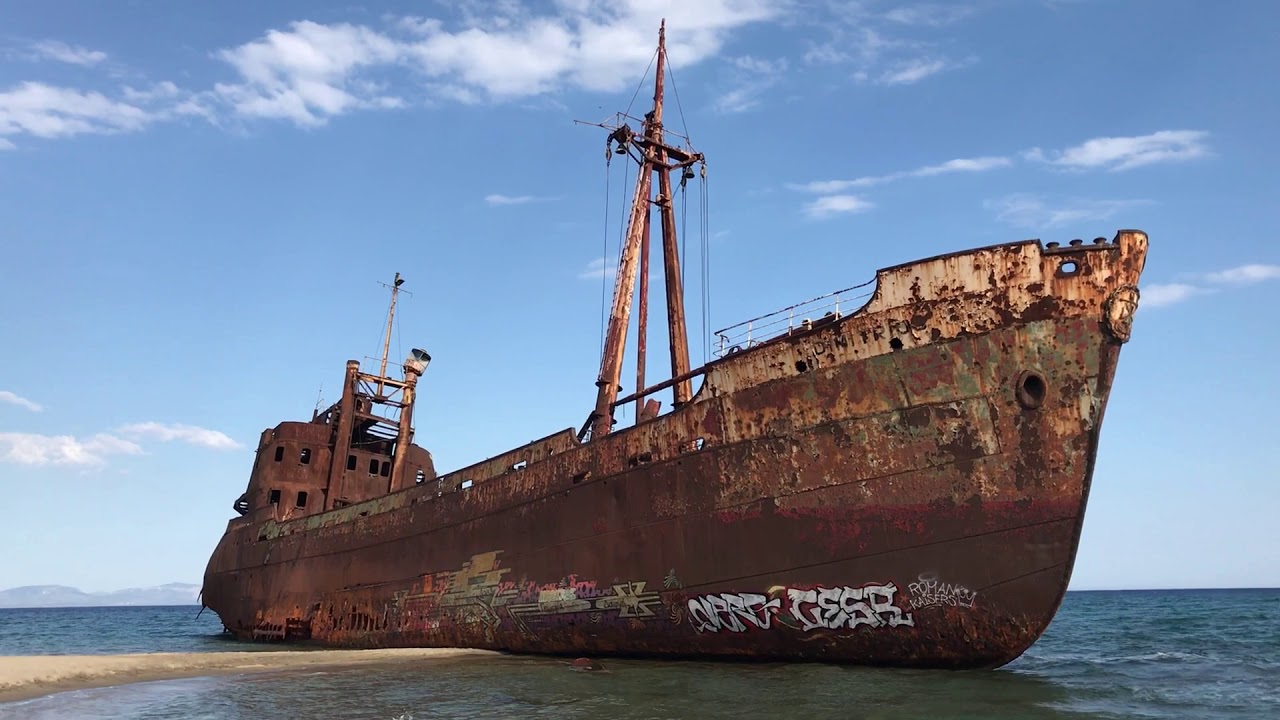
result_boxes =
[312,383,325,418]
[376,272,413,398]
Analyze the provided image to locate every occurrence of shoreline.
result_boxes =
[0,648,499,705]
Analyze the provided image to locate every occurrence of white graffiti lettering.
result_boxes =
[908,574,978,610]
[786,583,915,631]
[687,593,781,633]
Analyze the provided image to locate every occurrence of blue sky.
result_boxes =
[1,0,1276,593]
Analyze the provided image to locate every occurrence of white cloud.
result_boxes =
[711,85,758,113]
[884,4,976,26]
[1138,264,1280,311]
[0,82,152,140]
[484,193,551,206]
[913,156,1011,176]
[987,193,1146,229]
[788,155,1010,193]
[877,58,950,85]
[714,55,787,113]
[212,3,779,126]
[579,256,617,280]
[32,40,108,66]
[0,80,209,148]
[1023,130,1210,172]
[120,81,180,104]
[0,391,42,412]
[1141,283,1204,309]
[789,154,1007,219]
[804,25,900,67]
[213,20,404,126]
[0,3,965,148]
[804,194,873,219]
[117,422,242,450]
[0,420,239,466]
[0,432,143,466]
[800,6,972,88]
[0,4,779,147]
[1205,264,1280,285]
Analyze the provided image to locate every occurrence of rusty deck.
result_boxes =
[202,229,1148,669]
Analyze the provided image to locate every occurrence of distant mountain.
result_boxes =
[0,583,202,608]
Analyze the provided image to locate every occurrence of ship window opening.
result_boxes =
[369,458,379,475]
[512,460,527,471]
[461,479,474,490]
[274,446,284,462]
[415,470,426,484]
[300,448,311,465]
[347,455,357,471]
[572,471,590,484]
[889,337,904,350]
[1016,370,1048,409]
[628,451,653,467]
[1059,260,1080,276]
[795,360,809,373]
[295,491,308,508]
[682,437,706,453]
[380,461,391,477]
[269,489,281,504]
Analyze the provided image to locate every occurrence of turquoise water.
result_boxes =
[1,589,1277,719]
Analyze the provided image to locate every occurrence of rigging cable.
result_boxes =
[701,163,711,363]
[680,170,687,290]
[666,55,698,358]
[609,151,633,364]
[599,143,634,365]
[599,145,612,361]
[665,58,692,144]
[625,48,659,119]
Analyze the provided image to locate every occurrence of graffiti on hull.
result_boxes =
[386,552,661,640]
[687,582,915,634]
[907,574,978,610]
[687,592,782,633]
[382,556,973,642]
[787,584,916,631]
[505,580,661,637]
[389,551,514,639]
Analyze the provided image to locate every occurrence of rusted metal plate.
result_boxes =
[202,230,1149,669]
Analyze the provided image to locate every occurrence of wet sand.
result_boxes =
[0,648,498,704]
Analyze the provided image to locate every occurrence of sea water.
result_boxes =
[1,589,1276,719]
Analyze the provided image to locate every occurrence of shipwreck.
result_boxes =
[202,21,1149,669]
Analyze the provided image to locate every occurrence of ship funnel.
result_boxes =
[405,347,431,375]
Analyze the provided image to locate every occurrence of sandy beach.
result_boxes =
[0,648,499,704]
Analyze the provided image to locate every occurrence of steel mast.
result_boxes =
[587,20,702,439]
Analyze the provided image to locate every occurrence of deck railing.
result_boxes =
[712,278,876,358]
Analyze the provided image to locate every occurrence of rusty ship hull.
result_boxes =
[202,230,1148,669]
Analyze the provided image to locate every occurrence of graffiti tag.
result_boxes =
[908,574,977,610]
[687,583,914,634]
[788,583,915,631]
[687,592,782,633]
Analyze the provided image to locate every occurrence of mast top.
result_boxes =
[375,271,413,393]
